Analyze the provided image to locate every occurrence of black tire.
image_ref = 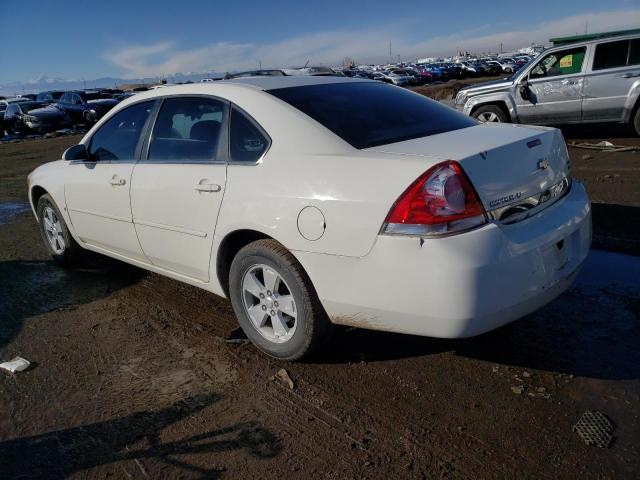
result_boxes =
[633,105,640,137]
[472,104,508,123]
[83,110,96,126]
[36,193,83,267]
[229,239,331,361]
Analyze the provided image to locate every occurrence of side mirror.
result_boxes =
[63,144,88,161]
[519,82,531,101]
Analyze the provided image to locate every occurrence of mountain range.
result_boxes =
[0,72,220,96]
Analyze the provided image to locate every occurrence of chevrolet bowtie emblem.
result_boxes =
[537,159,549,170]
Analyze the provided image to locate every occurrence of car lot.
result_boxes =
[0,128,638,478]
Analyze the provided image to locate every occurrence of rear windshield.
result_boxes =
[268,82,476,149]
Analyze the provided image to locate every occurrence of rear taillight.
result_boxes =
[381,160,486,237]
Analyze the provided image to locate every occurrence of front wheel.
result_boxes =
[633,106,640,137]
[229,239,331,360]
[37,194,83,267]
[473,105,508,123]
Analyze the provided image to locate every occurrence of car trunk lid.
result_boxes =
[367,123,571,217]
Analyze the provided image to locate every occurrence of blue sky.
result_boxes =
[1,0,638,83]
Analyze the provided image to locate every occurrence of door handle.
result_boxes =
[109,176,126,186]
[621,73,640,78]
[194,182,221,192]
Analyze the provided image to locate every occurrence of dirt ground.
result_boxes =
[0,127,639,479]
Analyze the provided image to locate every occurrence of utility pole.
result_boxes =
[259,60,262,69]
[389,41,392,64]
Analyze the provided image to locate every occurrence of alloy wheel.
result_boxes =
[242,264,297,343]
[42,205,66,254]
[476,112,502,123]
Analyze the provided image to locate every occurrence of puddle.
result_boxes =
[0,202,31,226]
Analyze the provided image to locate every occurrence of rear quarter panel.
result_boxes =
[216,148,432,258]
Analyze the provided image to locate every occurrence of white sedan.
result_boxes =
[28,76,591,360]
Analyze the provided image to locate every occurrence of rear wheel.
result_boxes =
[473,105,508,123]
[229,239,330,360]
[37,194,82,267]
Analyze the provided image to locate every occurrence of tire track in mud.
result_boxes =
[110,272,538,478]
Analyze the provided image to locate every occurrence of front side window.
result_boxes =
[269,82,476,149]
[89,101,154,161]
[229,107,268,163]
[148,97,224,162]
[593,40,629,70]
[530,47,585,78]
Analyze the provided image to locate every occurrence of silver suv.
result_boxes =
[455,33,640,135]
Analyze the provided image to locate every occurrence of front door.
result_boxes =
[65,100,155,262]
[130,96,228,282]
[516,46,586,124]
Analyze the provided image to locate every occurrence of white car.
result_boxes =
[27,76,591,360]
[380,70,411,86]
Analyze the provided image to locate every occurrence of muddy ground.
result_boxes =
[0,128,639,479]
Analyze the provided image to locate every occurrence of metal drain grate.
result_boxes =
[573,410,615,448]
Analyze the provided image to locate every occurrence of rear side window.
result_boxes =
[229,107,269,162]
[268,82,476,149]
[593,40,629,70]
[89,101,154,161]
[148,97,224,162]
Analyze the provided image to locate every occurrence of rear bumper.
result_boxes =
[295,181,591,338]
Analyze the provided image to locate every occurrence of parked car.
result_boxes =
[56,90,119,125]
[458,61,481,76]
[455,32,640,134]
[36,90,65,104]
[0,98,31,135]
[28,77,591,360]
[486,60,517,73]
[379,70,412,86]
[411,68,434,84]
[3,101,71,135]
[17,93,37,100]
[224,70,287,80]
[478,61,502,76]
[423,64,446,80]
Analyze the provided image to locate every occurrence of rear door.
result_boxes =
[65,100,155,261]
[130,96,228,282]
[583,38,640,122]
[517,46,586,124]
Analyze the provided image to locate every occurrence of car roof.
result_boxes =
[220,75,370,91]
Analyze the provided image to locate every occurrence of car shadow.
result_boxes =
[0,256,145,349]
[316,282,640,381]
[591,203,640,256]
[0,394,281,479]
[558,123,637,140]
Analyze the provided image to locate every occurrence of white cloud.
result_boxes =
[105,8,640,77]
